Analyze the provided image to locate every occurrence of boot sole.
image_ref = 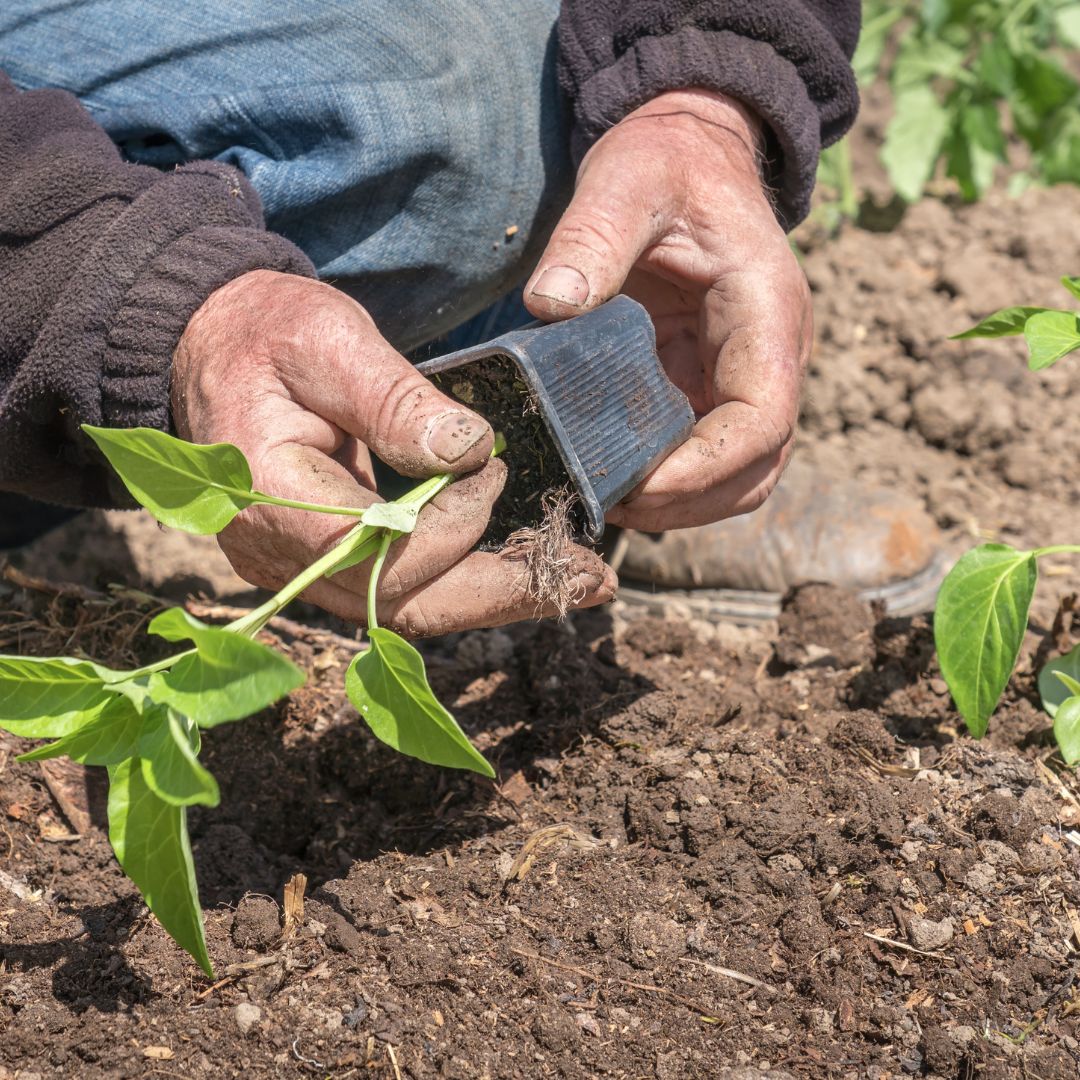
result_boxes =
[615,551,950,626]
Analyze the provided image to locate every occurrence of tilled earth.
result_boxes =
[5,129,1080,1078]
[1,583,1079,1079]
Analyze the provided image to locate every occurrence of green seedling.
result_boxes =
[817,0,1080,225]
[0,426,498,975]
[935,279,1080,764]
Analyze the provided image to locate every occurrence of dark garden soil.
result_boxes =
[4,119,1080,1079]
[429,355,580,544]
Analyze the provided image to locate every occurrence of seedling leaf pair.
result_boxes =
[0,607,300,976]
[147,608,305,727]
[949,278,1080,370]
[939,280,1080,764]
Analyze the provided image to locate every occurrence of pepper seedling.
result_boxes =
[936,278,1080,764]
[0,426,498,975]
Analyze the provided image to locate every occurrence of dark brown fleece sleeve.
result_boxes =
[0,72,315,509]
[558,0,861,230]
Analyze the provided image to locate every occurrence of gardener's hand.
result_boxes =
[525,89,811,532]
[172,271,615,634]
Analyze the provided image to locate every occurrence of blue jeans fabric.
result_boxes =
[1,0,571,352]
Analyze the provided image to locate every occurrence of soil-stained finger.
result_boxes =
[217,442,383,587]
[300,545,616,636]
[608,428,796,532]
[379,545,617,638]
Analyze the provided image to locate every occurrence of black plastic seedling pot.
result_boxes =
[418,295,694,543]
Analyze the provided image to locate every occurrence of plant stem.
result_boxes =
[227,523,380,638]
[835,139,859,222]
[367,532,396,632]
[110,650,196,683]
[1032,545,1080,559]
[250,491,373,518]
[226,438,506,640]
[227,462,471,639]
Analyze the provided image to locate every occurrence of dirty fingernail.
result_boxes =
[623,492,675,513]
[571,565,618,607]
[530,266,590,307]
[597,565,618,602]
[426,410,489,464]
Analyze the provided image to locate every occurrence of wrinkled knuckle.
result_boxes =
[382,600,435,640]
[373,375,430,449]
[377,560,411,602]
[556,211,623,260]
[761,409,796,456]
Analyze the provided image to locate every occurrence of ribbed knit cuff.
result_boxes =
[102,226,314,434]
[27,160,314,507]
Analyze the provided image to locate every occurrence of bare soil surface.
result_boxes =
[2,583,1079,1079]
[4,118,1080,1078]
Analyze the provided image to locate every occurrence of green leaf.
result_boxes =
[1055,4,1080,49]
[1038,646,1080,718]
[82,426,256,535]
[0,656,113,736]
[1024,310,1080,370]
[1010,54,1078,144]
[107,757,212,976]
[137,708,219,807]
[946,102,1006,201]
[951,307,1047,339]
[881,86,950,203]
[146,608,304,727]
[1036,110,1080,184]
[1054,697,1080,765]
[17,694,143,766]
[1061,276,1080,302]
[919,0,951,35]
[975,37,1015,98]
[934,544,1038,738]
[360,502,418,533]
[346,628,494,778]
[892,35,965,90]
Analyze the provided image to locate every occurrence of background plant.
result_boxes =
[817,0,1080,223]
[0,427,497,975]
[935,278,1080,765]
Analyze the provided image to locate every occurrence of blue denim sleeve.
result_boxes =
[557,0,861,230]
[0,72,314,508]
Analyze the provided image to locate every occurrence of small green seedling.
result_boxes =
[0,426,498,975]
[936,278,1080,764]
[817,0,1080,224]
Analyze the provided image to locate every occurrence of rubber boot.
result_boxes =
[614,460,946,623]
